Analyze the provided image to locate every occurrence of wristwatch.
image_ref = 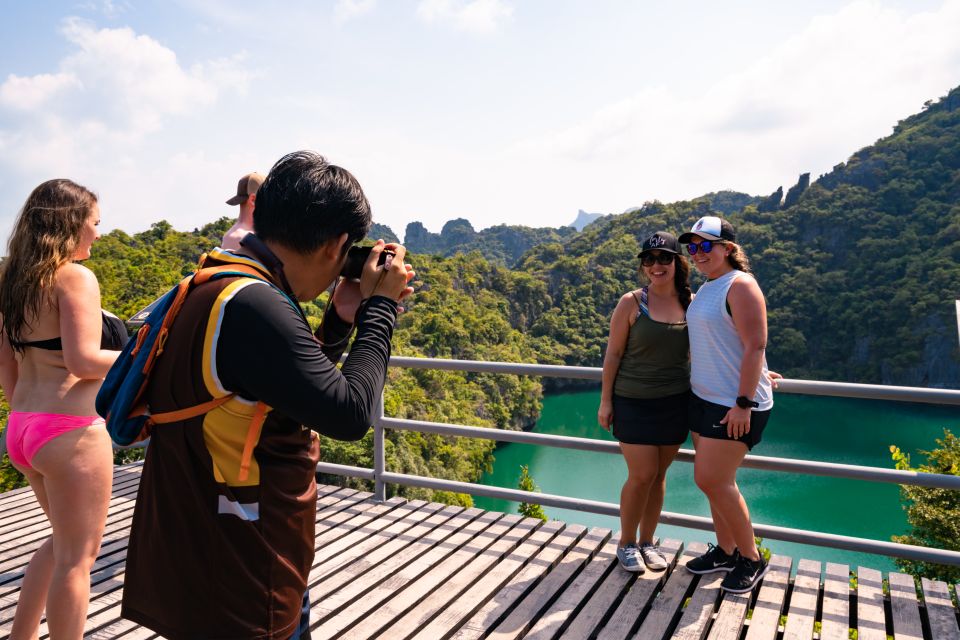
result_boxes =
[736,395,760,409]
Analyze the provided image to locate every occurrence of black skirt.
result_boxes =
[612,390,690,446]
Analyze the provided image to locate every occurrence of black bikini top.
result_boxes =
[12,310,129,352]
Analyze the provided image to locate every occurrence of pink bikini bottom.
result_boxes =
[5,411,105,470]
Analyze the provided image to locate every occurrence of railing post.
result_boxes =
[373,392,386,502]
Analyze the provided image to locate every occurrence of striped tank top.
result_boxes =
[687,270,773,410]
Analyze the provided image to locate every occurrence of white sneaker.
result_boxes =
[639,542,668,571]
[616,543,646,573]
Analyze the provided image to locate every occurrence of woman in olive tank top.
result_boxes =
[598,231,692,574]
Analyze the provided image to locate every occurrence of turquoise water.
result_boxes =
[474,390,959,572]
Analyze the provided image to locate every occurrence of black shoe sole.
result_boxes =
[720,562,772,593]
[686,565,735,575]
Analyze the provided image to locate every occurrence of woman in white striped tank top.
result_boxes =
[677,215,779,595]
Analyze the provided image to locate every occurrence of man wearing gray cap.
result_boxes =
[222,172,265,251]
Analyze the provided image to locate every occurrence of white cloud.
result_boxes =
[0,72,81,110]
[506,0,960,213]
[416,0,513,34]
[334,0,376,24]
[0,19,249,171]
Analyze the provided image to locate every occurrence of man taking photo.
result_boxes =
[121,151,414,640]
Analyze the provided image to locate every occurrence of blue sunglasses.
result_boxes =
[686,240,723,255]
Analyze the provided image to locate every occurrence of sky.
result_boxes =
[1,0,958,242]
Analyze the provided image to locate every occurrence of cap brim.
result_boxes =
[637,248,679,258]
[225,195,246,205]
[678,231,721,243]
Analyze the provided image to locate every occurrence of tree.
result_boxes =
[890,429,960,583]
[517,464,547,521]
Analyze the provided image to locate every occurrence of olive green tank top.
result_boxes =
[613,289,690,399]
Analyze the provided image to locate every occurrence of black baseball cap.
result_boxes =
[678,215,737,243]
[637,231,681,258]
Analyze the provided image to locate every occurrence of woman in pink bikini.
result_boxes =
[0,179,125,638]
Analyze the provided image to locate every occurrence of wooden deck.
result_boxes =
[1,464,959,639]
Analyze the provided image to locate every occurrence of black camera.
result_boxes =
[341,245,394,280]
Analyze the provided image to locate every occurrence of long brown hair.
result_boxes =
[724,242,751,274]
[0,179,98,351]
[638,254,693,310]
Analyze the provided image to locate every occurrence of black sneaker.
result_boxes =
[686,543,738,574]
[720,553,770,593]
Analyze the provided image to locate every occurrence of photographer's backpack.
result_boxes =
[96,254,278,481]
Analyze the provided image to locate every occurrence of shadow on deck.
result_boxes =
[1,464,958,639]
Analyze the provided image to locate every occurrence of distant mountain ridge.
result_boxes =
[402,218,576,267]
[568,210,604,231]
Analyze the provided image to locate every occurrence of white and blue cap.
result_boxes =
[678,215,736,243]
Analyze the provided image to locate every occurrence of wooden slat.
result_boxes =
[374,515,541,639]
[525,536,618,639]
[344,513,525,638]
[743,554,792,640]
[308,504,467,608]
[412,520,565,640]
[888,572,924,640]
[672,571,722,640]
[633,541,707,639]
[819,563,851,640]
[921,577,960,640]
[449,523,585,640]
[782,558,820,640]
[310,508,494,638]
[595,539,683,640]
[308,500,443,585]
[855,566,888,640]
[706,586,750,640]
[485,527,610,640]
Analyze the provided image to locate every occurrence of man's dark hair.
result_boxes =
[254,151,372,254]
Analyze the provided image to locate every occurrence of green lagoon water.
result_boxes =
[474,390,958,572]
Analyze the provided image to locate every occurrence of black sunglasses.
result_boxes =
[686,240,723,255]
[640,252,675,267]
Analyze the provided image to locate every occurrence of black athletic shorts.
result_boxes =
[688,393,771,450]
[612,390,690,446]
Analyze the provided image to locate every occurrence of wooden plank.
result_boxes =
[706,586,750,640]
[672,571,723,640]
[855,567,887,640]
[633,541,708,640]
[308,504,468,608]
[339,512,522,638]
[485,527,610,640]
[819,563,850,640]
[308,500,444,585]
[743,554,792,640]
[595,539,683,640]
[410,520,565,640]
[888,572,924,640]
[370,515,540,639]
[525,535,618,639]
[920,577,960,640]
[310,508,493,638]
[782,558,820,640]
[449,523,585,640]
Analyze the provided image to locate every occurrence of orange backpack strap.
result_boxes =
[238,402,269,482]
[147,394,236,426]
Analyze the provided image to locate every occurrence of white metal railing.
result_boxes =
[314,356,960,567]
